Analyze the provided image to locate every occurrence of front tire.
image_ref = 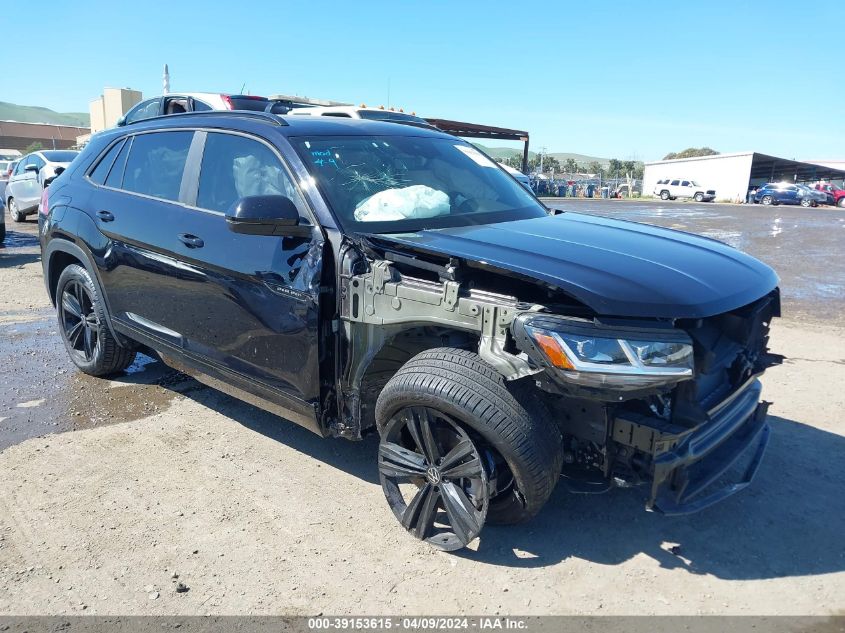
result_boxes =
[761,195,774,206]
[694,192,704,202]
[800,198,811,208]
[8,198,24,222]
[376,348,563,550]
[659,191,670,200]
[838,198,845,208]
[56,264,136,376]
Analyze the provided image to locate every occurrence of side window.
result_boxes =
[31,155,46,170]
[105,138,131,189]
[670,179,680,186]
[681,180,690,187]
[196,132,303,213]
[122,131,193,202]
[89,139,125,185]
[13,157,29,175]
[124,99,161,124]
[191,99,212,112]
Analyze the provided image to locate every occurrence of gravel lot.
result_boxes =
[1,206,844,616]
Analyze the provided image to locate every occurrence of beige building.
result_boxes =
[76,87,143,146]
[90,87,142,133]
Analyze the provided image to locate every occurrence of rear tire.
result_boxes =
[838,198,845,208]
[56,264,137,376]
[8,198,24,222]
[376,348,563,537]
[800,198,811,208]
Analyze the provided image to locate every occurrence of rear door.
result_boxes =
[88,130,198,338]
[163,129,324,405]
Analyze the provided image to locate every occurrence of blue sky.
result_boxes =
[5,0,844,161]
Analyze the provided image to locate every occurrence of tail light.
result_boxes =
[39,186,49,216]
[220,94,234,109]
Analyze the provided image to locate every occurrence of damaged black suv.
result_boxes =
[40,111,780,551]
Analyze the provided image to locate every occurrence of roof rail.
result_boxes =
[126,109,288,127]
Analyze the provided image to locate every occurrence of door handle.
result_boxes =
[178,233,204,248]
[96,210,114,222]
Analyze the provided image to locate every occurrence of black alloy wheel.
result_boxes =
[378,406,489,551]
[60,278,100,363]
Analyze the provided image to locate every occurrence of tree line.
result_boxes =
[500,153,644,180]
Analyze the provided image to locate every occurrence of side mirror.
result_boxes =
[226,195,311,237]
[24,164,39,173]
[116,115,127,127]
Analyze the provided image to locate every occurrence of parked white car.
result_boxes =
[5,150,78,221]
[653,178,716,202]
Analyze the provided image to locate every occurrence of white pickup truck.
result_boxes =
[653,178,716,202]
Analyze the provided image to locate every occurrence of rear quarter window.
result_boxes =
[88,139,126,185]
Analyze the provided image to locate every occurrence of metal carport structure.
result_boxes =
[749,153,845,185]
[425,118,530,174]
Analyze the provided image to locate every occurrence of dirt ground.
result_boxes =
[1,210,844,616]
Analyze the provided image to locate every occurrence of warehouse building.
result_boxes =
[0,120,90,152]
[643,152,845,202]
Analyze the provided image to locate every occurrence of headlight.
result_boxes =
[515,314,694,393]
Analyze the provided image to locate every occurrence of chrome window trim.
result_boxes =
[84,126,319,227]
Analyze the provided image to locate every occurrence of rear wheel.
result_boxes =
[56,264,136,376]
[660,190,670,200]
[8,198,24,222]
[800,198,811,208]
[838,198,845,208]
[376,348,563,550]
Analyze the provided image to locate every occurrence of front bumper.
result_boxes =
[647,378,770,515]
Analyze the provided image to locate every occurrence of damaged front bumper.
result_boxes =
[641,378,770,515]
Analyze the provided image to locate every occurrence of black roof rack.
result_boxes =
[127,109,288,127]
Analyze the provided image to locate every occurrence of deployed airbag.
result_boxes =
[354,185,450,222]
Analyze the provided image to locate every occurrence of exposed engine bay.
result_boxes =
[335,240,782,513]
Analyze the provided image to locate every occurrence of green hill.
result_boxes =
[474,143,610,167]
[0,101,89,127]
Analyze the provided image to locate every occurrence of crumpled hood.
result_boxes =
[371,212,779,319]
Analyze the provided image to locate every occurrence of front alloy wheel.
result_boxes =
[761,195,774,206]
[378,406,488,551]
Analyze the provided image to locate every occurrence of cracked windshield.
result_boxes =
[293,136,546,232]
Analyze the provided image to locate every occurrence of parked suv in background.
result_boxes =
[653,178,716,202]
[118,93,277,126]
[289,105,432,127]
[813,183,845,207]
[5,150,78,222]
[39,110,781,551]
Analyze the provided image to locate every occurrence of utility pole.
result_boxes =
[539,146,547,175]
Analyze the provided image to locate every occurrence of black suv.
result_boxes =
[40,111,781,551]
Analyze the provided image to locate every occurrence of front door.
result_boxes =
[165,130,324,405]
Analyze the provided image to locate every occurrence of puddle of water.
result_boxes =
[0,311,202,451]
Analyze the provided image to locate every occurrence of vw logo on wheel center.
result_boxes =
[425,467,442,485]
